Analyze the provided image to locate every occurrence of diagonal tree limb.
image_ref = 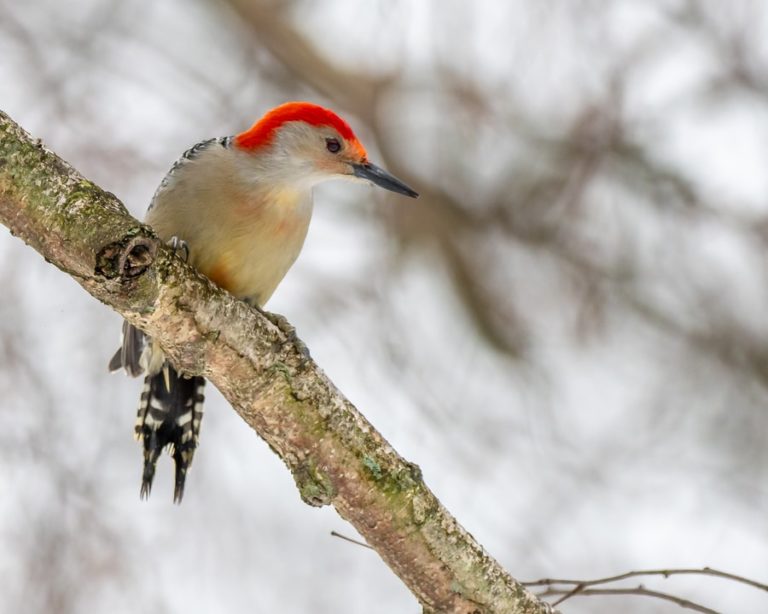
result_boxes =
[0,110,553,614]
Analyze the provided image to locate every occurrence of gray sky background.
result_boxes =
[1,1,767,612]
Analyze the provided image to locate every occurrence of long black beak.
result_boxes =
[353,162,419,198]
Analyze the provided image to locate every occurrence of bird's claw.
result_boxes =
[261,309,311,359]
[168,236,190,262]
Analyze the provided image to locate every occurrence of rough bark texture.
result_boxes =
[0,110,553,614]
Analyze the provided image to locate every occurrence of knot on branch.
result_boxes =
[294,459,336,507]
[96,232,158,280]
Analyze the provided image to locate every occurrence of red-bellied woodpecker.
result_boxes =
[109,101,418,503]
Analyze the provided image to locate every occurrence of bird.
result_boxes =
[109,101,418,503]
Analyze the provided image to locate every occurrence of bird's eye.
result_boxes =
[326,138,341,154]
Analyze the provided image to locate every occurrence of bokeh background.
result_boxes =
[2,1,768,612]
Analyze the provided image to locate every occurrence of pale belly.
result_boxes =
[147,188,313,307]
[197,224,310,305]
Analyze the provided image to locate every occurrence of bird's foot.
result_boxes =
[168,236,190,262]
[259,308,311,359]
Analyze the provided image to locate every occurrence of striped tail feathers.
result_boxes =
[134,362,205,503]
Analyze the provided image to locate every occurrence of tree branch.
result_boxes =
[534,586,719,614]
[0,110,553,614]
[524,566,768,613]
[522,566,768,594]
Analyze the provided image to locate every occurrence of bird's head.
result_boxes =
[234,102,418,198]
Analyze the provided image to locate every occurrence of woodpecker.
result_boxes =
[109,101,418,502]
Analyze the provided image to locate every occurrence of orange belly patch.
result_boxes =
[205,259,233,292]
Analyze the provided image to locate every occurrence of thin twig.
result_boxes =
[330,530,374,550]
[522,566,768,593]
[551,583,585,606]
[537,585,720,614]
